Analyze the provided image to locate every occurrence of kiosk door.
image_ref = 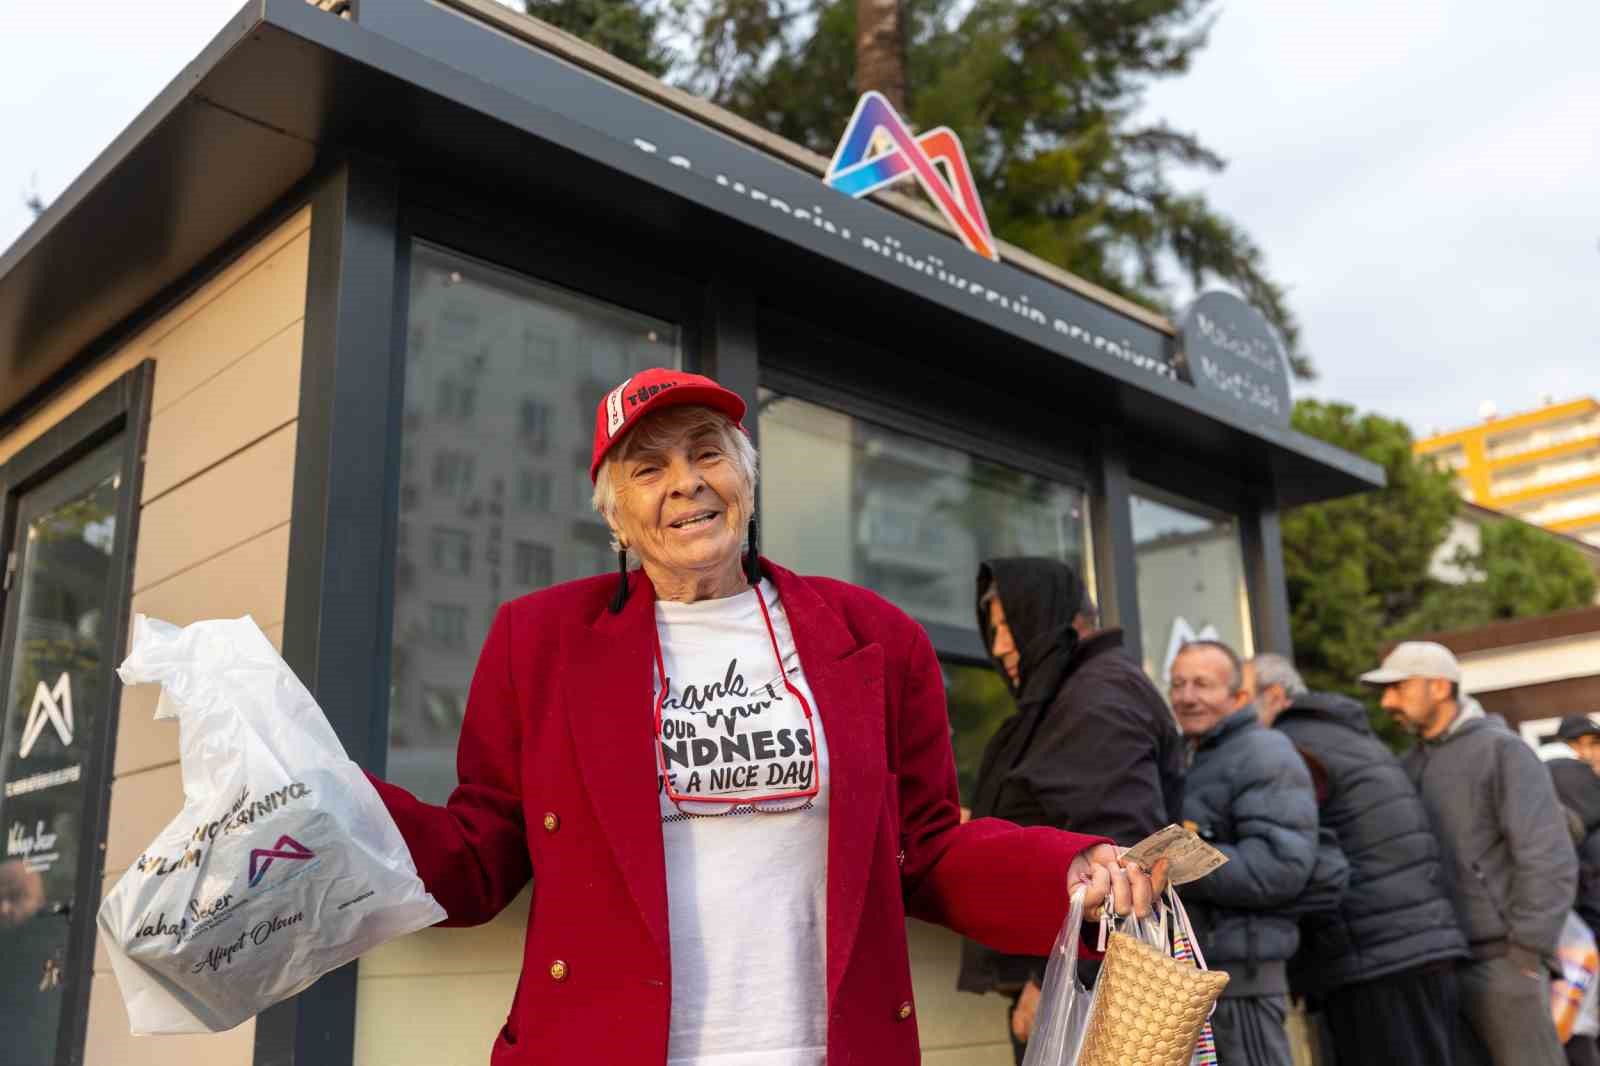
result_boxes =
[0,436,127,1065]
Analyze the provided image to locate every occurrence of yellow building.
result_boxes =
[1416,398,1600,547]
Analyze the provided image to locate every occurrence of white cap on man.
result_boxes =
[1359,641,1462,685]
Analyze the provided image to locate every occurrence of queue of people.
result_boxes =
[963,556,1590,1066]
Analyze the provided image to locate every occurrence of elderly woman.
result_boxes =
[367,368,1165,1066]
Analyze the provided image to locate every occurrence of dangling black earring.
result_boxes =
[609,548,629,613]
[743,517,761,586]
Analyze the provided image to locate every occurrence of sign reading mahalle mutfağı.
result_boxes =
[1180,292,1293,425]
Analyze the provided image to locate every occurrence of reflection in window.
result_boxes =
[388,241,678,802]
[513,541,554,590]
[1131,487,1252,685]
[758,392,1091,630]
[430,528,471,576]
[945,662,1015,805]
[432,451,476,497]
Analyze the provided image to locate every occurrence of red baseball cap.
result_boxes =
[589,368,748,481]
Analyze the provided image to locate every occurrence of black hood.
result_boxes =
[976,557,1084,701]
[1283,691,1373,734]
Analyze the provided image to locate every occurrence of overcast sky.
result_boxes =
[3,0,1596,437]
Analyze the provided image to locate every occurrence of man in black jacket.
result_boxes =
[958,558,1184,1063]
[1247,653,1468,1065]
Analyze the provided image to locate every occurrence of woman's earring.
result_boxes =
[743,517,761,585]
[609,547,629,613]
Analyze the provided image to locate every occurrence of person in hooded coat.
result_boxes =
[957,558,1185,1063]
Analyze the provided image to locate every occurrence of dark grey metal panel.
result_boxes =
[261,160,401,1066]
[1091,428,1141,664]
[1241,499,1294,657]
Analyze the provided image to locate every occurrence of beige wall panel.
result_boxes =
[112,609,285,778]
[907,918,1012,1051]
[128,523,291,631]
[103,762,184,877]
[136,207,310,354]
[0,207,309,469]
[85,973,254,1066]
[360,886,528,977]
[149,229,311,415]
[921,1046,1016,1066]
[131,424,296,593]
[112,683,170,781]
[142,325,303,501]
[355,972,516,1066]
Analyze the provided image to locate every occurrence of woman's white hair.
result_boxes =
[591,404,759,560]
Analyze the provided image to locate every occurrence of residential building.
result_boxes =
[1416,398,1600,546]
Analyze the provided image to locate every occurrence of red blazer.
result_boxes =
[368,559,1106,1065]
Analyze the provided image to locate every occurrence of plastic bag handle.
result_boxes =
[1060,884,1089,963]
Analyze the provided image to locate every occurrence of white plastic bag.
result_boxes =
[96,615,445,1034]
[1021,887,1096,1066]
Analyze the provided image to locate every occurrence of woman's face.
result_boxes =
[610,424,750,582]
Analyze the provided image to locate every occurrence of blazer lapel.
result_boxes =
[562,574,669,963]
[768,563,886,1003]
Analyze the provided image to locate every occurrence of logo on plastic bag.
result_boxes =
[19,673,72,758]
[247,835,314,887]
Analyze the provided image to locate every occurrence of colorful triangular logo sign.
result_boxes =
[824,91,999,262]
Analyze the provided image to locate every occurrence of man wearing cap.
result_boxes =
[1246,653,1467,1065]
[1367,641,1577,1066]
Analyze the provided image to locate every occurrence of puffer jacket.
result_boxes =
[1182,706,1319,998]
[1275,692,1467,996]
[1403,708,1577,967]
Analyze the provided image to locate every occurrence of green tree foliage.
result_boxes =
[1285,399,1599,746]
[1401,520,1599,635]
[523,0,672,76]
[533,0,1313,377]
[1281,400,1458,741]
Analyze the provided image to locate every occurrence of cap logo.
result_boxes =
[625,381,676,411]
[605,377,632,438]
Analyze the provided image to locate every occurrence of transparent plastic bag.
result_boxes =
[1021,887,1095,1066]
[1553,911,1600,1042]
[96,615,446,1034]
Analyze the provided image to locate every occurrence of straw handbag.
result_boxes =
[1075,887,1229,1066]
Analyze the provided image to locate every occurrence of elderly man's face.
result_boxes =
[1169,646,1248,738]
[611,424,749,582]
[1242,662,1293,728]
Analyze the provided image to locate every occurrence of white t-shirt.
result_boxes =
[653,580,830,1066]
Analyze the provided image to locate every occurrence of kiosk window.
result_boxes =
[758,392,1092,632]
[386,243,679,802]
[1131,487,1253,685]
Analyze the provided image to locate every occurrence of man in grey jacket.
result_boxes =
[1365,641,1578,1066]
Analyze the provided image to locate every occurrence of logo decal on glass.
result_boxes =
[19,673,73,758]
[247,835,314,887]
[824,91,998,262]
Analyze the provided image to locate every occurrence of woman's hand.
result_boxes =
[1068,844,1168,922]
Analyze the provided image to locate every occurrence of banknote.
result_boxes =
[1120,823,1227,885]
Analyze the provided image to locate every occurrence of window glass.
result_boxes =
[944,662,1014,806]
[758,392,1091,632]
[387,242,679,802]
[1131,487,1252,686]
